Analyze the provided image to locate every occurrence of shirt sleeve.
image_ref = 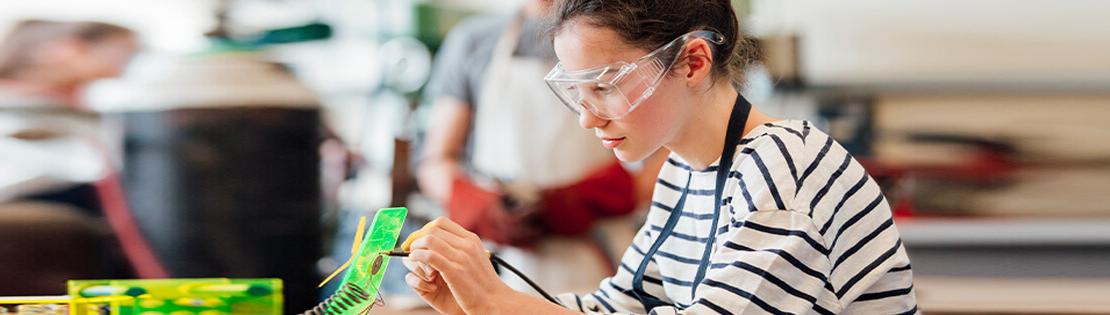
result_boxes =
[423,18,485,107]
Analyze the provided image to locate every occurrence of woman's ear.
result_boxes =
[679,39,714,88]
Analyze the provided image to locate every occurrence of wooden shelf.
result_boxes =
[917,276,1110,315]
[896,217,1110,246]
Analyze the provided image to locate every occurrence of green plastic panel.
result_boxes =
[67,278,282,315]
[334,207,407,314]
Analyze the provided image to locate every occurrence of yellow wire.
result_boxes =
[352,216,367,255]
[317,215,368,288]
[316,260,351,288]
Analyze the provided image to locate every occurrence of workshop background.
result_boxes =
[2,0,1108,314]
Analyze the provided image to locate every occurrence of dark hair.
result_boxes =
[545,0,762,89]
[0,20,134,78]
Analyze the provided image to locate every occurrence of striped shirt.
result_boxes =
[555,120,917,314]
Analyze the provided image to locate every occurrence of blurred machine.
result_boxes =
[90,51,325,313]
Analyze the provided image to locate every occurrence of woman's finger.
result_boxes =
[413,233,487,270]
[429,217,480,242]
[410,230,469,255]
[412,228,488,262]
[409,248,460,274]
[405,272,436,295]
[401,217,481,252]
[402,256,435,276]
[402,257,437,282]
[401,256,421,272]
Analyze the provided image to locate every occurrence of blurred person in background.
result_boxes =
[0,20,143,294]
[415,0,666,294]
[0,19,137,213]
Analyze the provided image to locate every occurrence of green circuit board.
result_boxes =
[330,207,406,315]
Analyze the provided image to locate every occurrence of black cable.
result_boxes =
[489,253,558,304]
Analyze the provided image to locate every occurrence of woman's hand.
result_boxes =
[403,255,464,315]
[404,217,513,314]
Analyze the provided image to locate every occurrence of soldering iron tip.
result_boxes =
[382,250,410,257]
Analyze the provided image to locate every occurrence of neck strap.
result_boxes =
[691,94,752,298]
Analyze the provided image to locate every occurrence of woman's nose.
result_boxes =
[578,107,608,130]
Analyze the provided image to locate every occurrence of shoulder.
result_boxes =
[741,120,813,154]
[726,120,829,213]
[426,15,512,102]
[730,120,815,177]
[439,15,510,54]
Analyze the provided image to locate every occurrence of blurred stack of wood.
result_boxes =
[873,94,1110,217]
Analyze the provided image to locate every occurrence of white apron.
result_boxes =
[470,15,614,203]
[468,14,622,294]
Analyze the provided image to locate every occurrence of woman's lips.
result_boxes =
[601,137,626,149]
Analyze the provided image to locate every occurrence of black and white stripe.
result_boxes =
[557,120,917,314]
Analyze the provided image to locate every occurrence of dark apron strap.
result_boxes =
[631,171,687,308]
[691,95,752,299]
[631,94,752,309]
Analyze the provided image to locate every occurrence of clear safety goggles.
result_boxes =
[544,30,725,120]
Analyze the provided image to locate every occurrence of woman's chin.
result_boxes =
[612,146,649,163]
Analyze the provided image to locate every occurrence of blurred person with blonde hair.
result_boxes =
[0,20,137,108]
[0,20,145,294]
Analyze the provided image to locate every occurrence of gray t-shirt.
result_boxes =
[423,14,556,108]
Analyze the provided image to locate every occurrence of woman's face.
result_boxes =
[77,34,139,81]
[553,21,690,163]
[48,33,138,85]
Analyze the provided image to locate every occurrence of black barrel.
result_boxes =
[119,107,321,313]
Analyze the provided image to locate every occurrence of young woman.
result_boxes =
[401,0,918,314]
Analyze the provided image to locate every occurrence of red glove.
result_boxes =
[539,161,637,236]
[445,178,512,244]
